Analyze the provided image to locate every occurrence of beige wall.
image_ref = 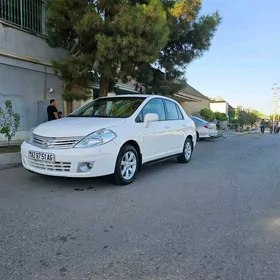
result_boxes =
[179,99,210,116]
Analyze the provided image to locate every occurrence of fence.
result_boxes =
[0,0,45,35]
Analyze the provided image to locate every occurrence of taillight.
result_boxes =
[204,125,209,129]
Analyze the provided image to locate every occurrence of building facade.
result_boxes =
[174,84,211,116]
[210,101,229,117]
[228,105,236,123]
[210,101,236,122]
[0,0,65,141]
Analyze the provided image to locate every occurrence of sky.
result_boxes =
[185,0,280,115]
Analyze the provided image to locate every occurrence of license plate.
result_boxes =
[28,150,55,162]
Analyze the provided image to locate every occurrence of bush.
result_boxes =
[237,108,259,127]
[199,108,215,121]
[214,112,227,121]
[0,100,21,146]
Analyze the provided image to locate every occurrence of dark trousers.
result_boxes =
[260,126,265,133]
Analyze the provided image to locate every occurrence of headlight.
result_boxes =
[27,129,35,144]
[27,133,34,144]
[74,129,117,148]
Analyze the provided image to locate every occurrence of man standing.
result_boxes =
[273,120,279,134]
[260,119,265,133]
[47,99,58,121]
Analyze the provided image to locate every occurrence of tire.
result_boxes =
[113,144,139,185]
[177,138,193,163]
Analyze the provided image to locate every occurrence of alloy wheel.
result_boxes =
[120,151,137,180]
[184,141,192,160]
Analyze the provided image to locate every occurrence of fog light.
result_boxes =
[78,161,94,173]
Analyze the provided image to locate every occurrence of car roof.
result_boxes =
[104,94,151,98]
[98,94,178,102]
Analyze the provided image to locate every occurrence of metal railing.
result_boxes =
[0,0,45,35]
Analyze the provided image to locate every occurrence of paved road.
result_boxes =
[1,133,280,280]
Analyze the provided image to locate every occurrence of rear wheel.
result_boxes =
[113,145,139,185]
[177,138,193,163]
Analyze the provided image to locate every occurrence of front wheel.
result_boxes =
[177,138,193,163]
[113,145,139,185]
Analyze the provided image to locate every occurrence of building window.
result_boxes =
[0,0,45,35]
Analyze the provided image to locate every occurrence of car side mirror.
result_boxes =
[144,113,159,128]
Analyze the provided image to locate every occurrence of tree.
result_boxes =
[46,1,221,107]
[211,96,225,102]
[236,107,259,127]
[0,100,21,146]
[199,108,215,121]
[46,0,169,111]
[136,0,221,94]
[214,112,227,121]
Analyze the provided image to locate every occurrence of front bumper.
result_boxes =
[21,141,119,178]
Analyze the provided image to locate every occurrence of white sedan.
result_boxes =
[189,116,218,140]
[21,95,196,185]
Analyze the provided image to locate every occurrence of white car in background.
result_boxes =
[21,95,197,185]
[189,116,218,140]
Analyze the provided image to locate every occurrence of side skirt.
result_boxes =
[141,153,182,169]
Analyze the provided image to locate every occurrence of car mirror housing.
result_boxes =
[144,113,159,128]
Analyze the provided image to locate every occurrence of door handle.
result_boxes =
[165,125,170,129]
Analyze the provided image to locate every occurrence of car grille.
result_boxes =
[32,134,81,149]
[26,158,71,172]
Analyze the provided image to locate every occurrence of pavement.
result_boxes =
[1,133,280,280]
[0,152,21,170]
[0,140,22,170]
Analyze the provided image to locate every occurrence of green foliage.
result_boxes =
[0,100,21,145]
[199,108,215,121]
[269,114,280,121]
[236,107,259,127]
[214,112,227,121]
[46,0,169,100]
[137,0,221,94]
[231,119,239,124]
[46,0,221,99]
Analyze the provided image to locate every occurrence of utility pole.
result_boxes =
[272,83,280,122]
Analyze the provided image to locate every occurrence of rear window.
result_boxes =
[190,116,207,123]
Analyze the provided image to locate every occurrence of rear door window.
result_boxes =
[164,100,179,120]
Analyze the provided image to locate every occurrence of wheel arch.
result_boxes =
[187,134,194,148]
[187,134,193,142]
[120,140,142,170]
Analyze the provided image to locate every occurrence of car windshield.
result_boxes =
[69,97,146,118]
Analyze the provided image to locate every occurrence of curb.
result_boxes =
[221,130,260,137]
[0,152,22,171]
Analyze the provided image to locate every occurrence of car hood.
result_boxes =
[33,117,126,137]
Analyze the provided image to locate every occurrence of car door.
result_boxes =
[163,99,186,156]
[136,98,169,162]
